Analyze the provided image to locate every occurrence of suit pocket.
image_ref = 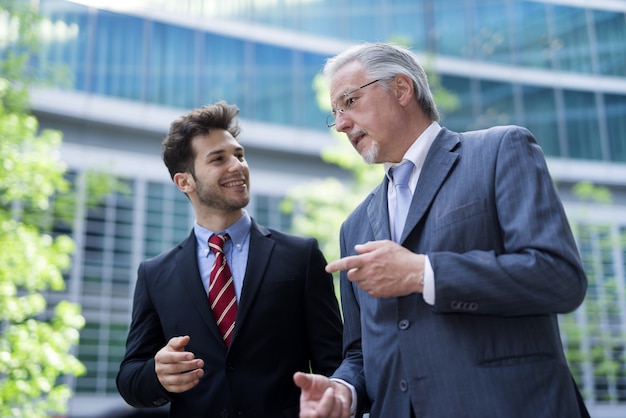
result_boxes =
[478,352,554,367]
[435,198,487,230]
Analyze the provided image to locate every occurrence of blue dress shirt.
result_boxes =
[194,210,251,302]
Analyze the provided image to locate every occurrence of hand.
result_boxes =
[155,335,204,393]
[326,240,425,298]
[293,372,352,418]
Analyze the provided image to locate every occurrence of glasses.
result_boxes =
[326,79,380,128]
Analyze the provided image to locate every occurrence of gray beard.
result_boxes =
[361,141,380,164]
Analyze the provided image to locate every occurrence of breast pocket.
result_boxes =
[435,198,487,230]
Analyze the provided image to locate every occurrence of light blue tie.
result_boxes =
[392,160,414,243]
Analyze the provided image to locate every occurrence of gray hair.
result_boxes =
[323,42,440,122]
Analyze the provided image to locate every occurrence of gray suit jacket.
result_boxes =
[332,126,587,418]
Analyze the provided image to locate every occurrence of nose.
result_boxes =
[334,111,352,132]
[229,156,247,171]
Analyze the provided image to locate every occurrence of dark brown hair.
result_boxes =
[162,101,241,180]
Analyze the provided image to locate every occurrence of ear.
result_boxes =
[173,172,195,194]
[394,74,415,106]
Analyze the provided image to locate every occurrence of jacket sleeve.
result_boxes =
[429,126,587,316]
[330,227,370,416]
[304,238,344,376]
[116,262,172,408]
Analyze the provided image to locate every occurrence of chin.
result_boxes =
[360,142,380,164]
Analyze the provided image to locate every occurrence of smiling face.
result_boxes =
[175,129,250,228]
[329,61,418,164]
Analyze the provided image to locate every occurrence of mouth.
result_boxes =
[349,131,365,147]
[222,178,247,188]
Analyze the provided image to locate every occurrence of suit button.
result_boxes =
[398,319,410,330]
[451,301,479,311]
[399,380,408,392]
[226,363,235,372]
[221,410,229,417]
[152,397,167,406]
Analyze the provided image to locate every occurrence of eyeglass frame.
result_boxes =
[326,79,381,128]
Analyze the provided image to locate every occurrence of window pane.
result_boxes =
[594,10,626,77]
[440,75,473,132]
[148,22,197,108]
[605,94,626,162]
[563,90,601,160]
[513,1,551,69]
[551,6,592,73]
[92,11,144,100]
[201,34,247,106]
[250,44,294,125]
[433,0,467,57]
[390,0,427,50]
[476,80,515,129]
[522,86,560,156]
[473,2,510,63]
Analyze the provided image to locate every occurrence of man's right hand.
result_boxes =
[293,372,352,418]
[155,335,204,393]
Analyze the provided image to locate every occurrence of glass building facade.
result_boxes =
[15,0,626,416]
[37,0,626,162]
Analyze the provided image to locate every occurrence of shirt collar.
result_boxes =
[194,210,252,253]
[385,121,441,180]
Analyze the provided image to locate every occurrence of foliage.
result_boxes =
[0,78,86,418]
[0,1,89,416]
[561,182,626,402]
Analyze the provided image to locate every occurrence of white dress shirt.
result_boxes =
[384,121,442,304]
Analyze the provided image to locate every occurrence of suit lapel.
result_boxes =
[177,231,224,345]
[400,128,460,243]
[366,129,460,244]
[233,221,274,340]
[367,181,392,241]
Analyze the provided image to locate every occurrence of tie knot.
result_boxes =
[208,234,230,254]
[392,160,414,187]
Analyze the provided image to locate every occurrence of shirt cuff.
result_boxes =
[423,255,435,305]
[330,378,357,417]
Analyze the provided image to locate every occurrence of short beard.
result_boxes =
[194,173,249,212]
[361,141,380,164]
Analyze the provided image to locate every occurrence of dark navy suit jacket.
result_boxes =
[117,220,343,418]
[332,126,587,418]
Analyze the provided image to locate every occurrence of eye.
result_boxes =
[208,152,226,163]
[344,96,357,109]
[236,153,245,161]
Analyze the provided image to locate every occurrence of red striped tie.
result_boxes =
[208,234,237,347]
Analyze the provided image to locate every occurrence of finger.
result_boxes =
[155,351,201,377]
[167,335,190,351]
[345,268,363,284]
[158,357,204,374]
[336,393,351,418]
[293,371,312,391]
[325,255,362,273]
[315,387,338,417]
[159,367,204,393]
[354,241,376,253]
[355,239,396,255]
[294,372,332,398]
[156,347,195,366]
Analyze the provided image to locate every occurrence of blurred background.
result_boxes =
[2,0,626,417]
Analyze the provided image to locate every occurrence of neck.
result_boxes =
[196,209,245,232]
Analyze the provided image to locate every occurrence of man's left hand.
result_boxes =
[325,240,425,298]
